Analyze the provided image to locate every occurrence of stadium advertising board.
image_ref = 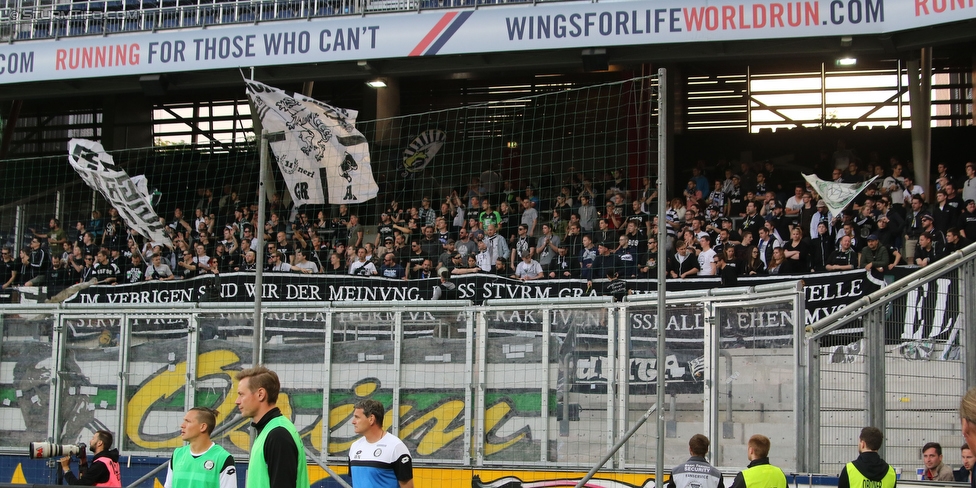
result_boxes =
[0,0,974,84]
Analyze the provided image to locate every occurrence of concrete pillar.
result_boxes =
[907,48,932,198]
[374,77,401,147]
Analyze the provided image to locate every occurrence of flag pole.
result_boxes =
[253,133,270,367]
[655,67,668,488]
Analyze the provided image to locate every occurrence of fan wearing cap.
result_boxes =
[809,199,833,239]
[765,201,791,243]
[547,245,579,279]
[589,241,619,283]
[726,175,746,217]
[705,206,723,232]
[380,234,396,257]
[919,213,947,249]
[511,251,543,281]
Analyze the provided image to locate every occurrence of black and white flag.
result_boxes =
[67,139,172,247]
[245,80,378,205]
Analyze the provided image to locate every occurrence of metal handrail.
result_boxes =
[1,0,556,41]
[805,240,976,341]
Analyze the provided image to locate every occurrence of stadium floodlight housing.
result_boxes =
[366,79,387,88]
[836,56,857,66]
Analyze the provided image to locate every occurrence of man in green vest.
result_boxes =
[729,434,786,488]
[235,366,309,488]
[164,407,237,488]
[837,427,896,488]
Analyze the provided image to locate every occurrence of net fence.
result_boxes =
[0,74,658,295]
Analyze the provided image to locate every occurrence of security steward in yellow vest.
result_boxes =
[838,427,897,488]
[729,434,787,488]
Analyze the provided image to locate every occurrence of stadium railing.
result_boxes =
[805,241,976,475]
[2,0,549,40]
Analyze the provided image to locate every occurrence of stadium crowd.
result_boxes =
[2,154,975,297]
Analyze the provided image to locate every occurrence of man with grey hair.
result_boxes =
[483,224,509,265]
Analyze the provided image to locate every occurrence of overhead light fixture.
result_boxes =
[366,79,387,88]
[139,74,168,97]
[836,57,857,66]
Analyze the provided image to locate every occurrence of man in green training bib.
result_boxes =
[235,366,309,488]
[164,407,237,488]
[729,434,786,488]
[837,427,895,488]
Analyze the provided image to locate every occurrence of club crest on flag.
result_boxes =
[802,173,878,217]
[402,129,447,176]
[245,79,378,205]
[278,155,300,175]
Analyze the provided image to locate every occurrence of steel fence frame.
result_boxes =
[805,242,976,474]
[0,287,805,476]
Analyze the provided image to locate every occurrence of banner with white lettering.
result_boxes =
[60,268,889,329]
[54,267,964,352]
[245,79,378,205]
[66,139,172,248]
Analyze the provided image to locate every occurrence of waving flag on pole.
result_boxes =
[803,174,878,217]
[67,139,172,247]
[245,79,378,205]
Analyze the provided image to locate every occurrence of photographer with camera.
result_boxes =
[59,430,120,486]
[164,407,237,488]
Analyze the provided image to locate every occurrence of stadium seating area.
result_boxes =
[3,0,537,40]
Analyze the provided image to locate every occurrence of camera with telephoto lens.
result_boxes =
[28,441,86,460]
